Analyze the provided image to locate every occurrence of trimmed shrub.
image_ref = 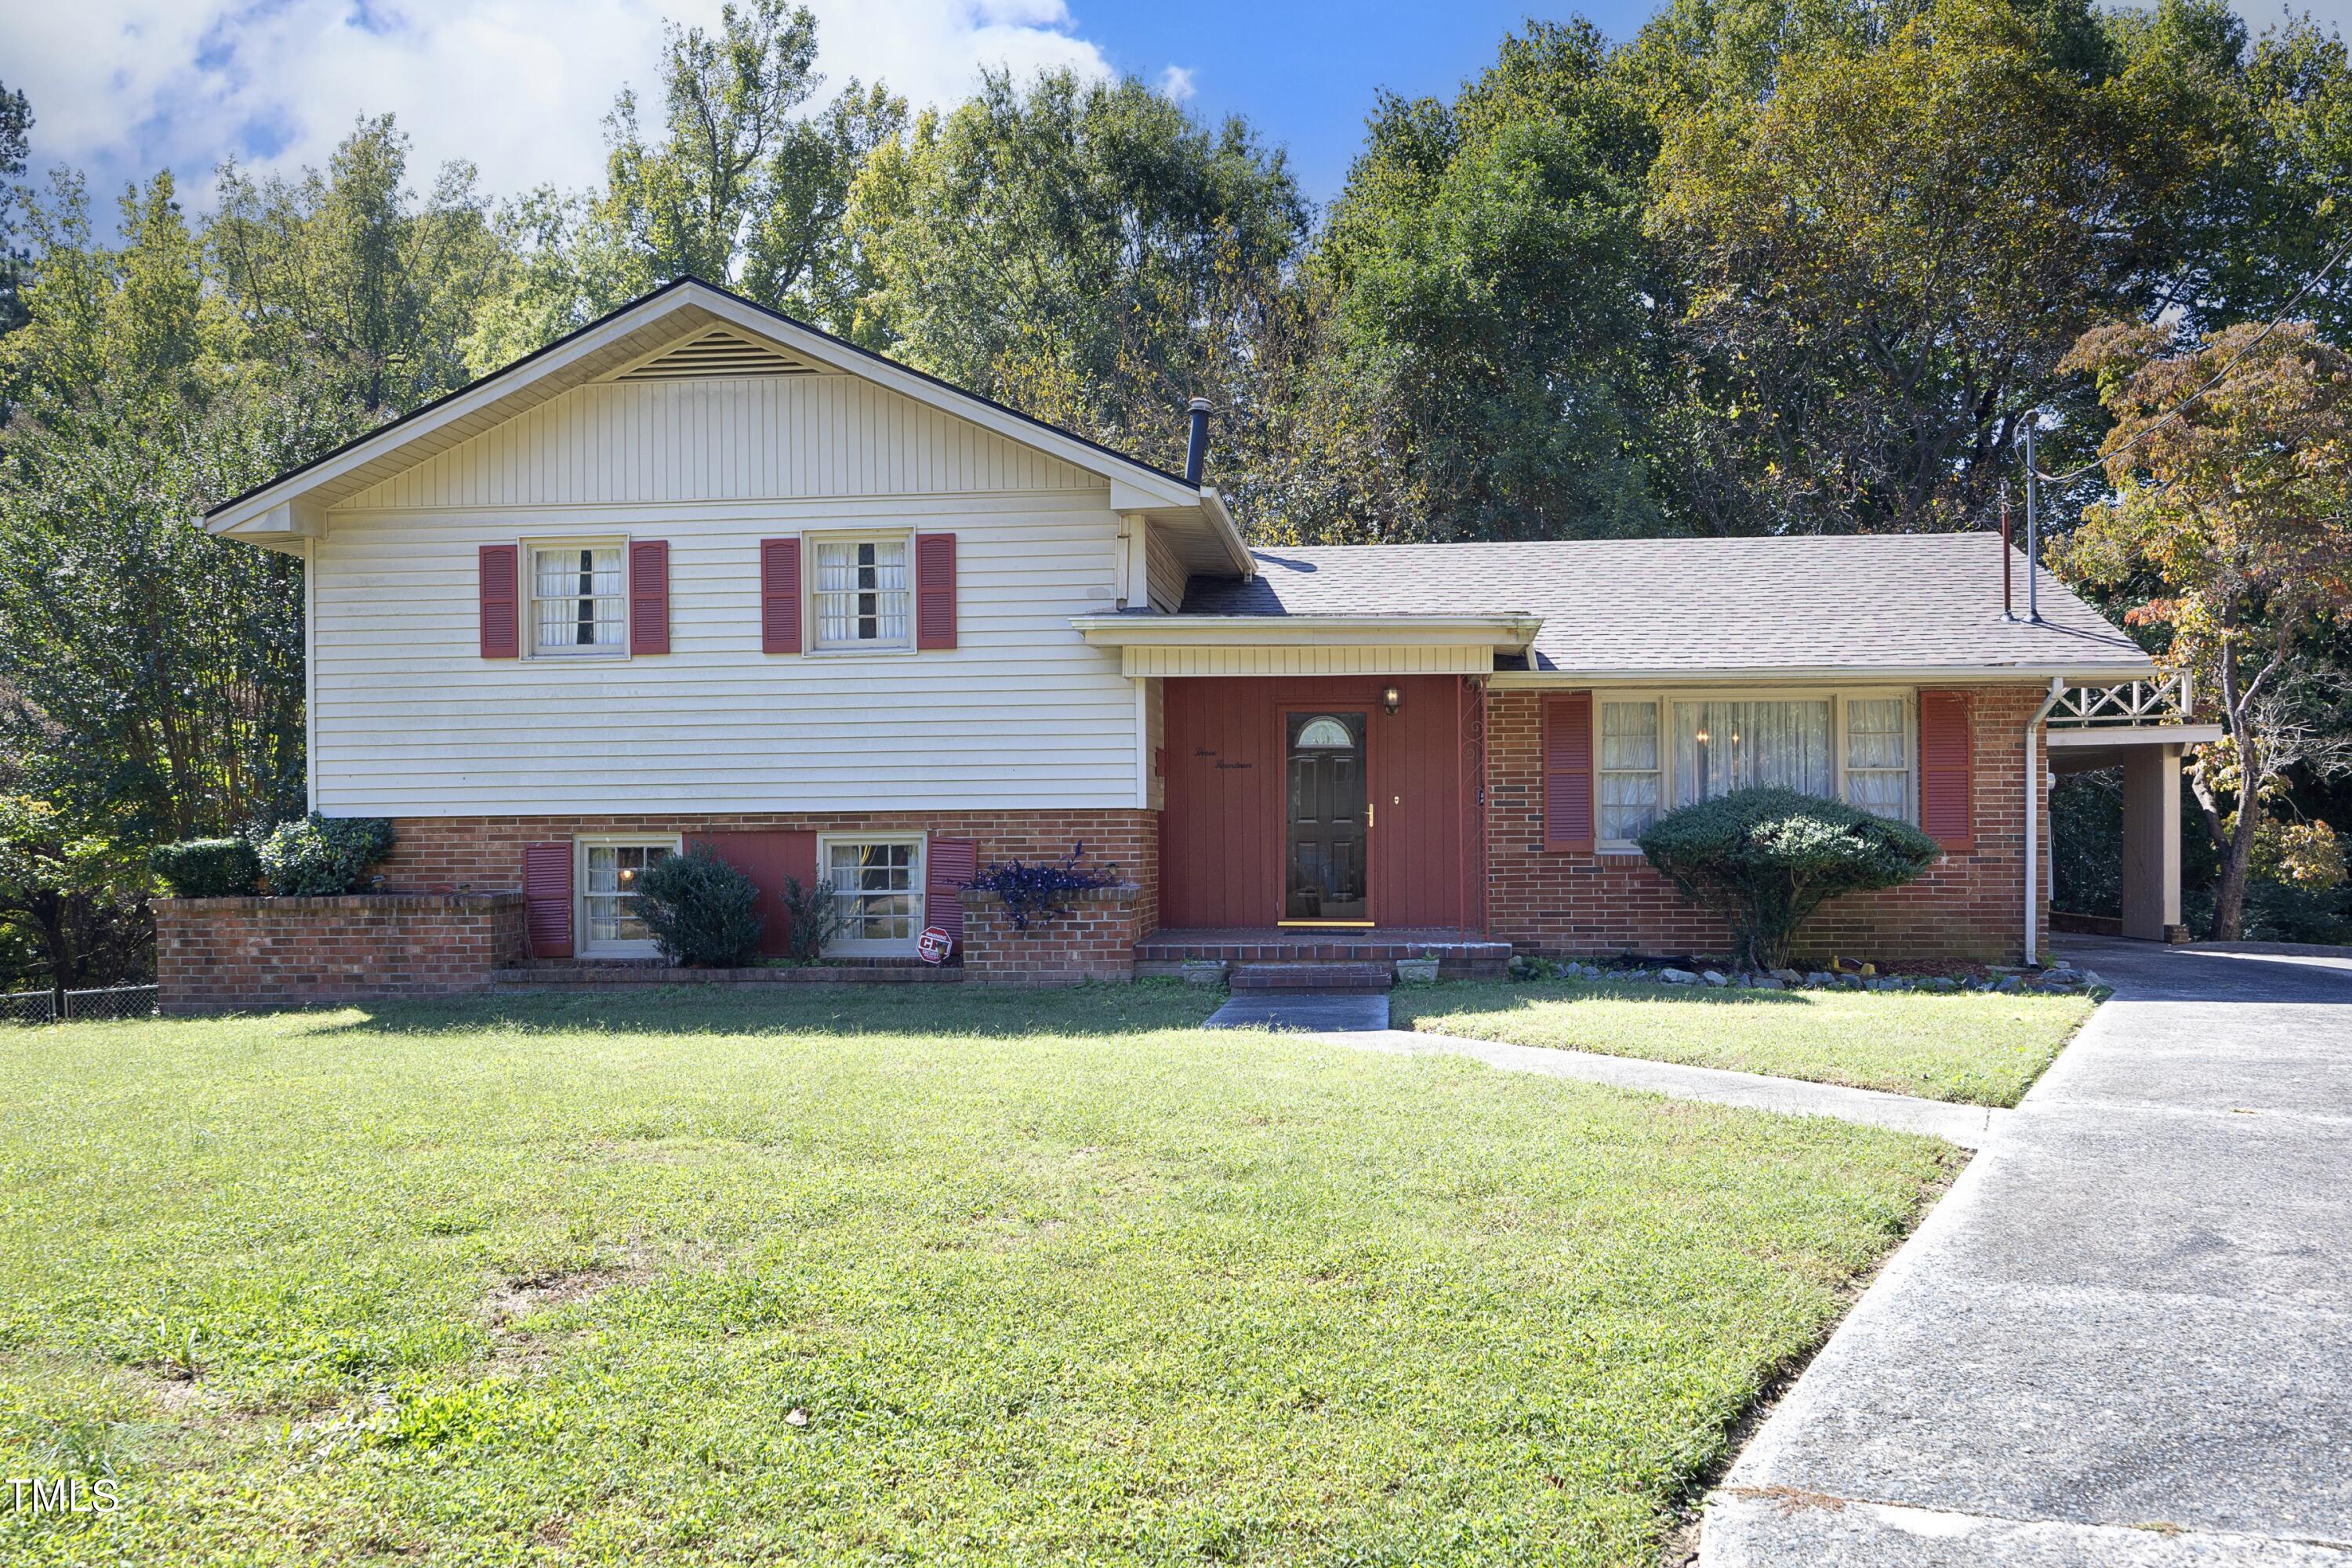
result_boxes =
[631,843,764,967]
[258,816,397,897]
[778,874,847,965]
[151,837,262,898]
[1637,787,1940,971]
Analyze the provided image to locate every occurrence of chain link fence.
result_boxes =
[0,985,160,1025]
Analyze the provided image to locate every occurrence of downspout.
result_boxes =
[2024,676,2066,967]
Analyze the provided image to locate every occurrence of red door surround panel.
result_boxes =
[1160,675,1473,931]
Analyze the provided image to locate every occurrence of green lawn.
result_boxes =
[1392,980,2097,1107]
[0,985,1953,1566]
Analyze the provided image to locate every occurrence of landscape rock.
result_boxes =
[1701,970,1730,986]
[1660,967,1699,985]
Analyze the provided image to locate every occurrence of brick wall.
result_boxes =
[1483,684,2049,964]
[377,809,1156,935]
[156,894,527,1013]
[957,884,1145,984]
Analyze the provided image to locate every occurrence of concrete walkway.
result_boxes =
[1704,938,2352,1566]
[1337,1028,2008,1148]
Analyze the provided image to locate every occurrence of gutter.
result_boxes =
[2024,676,2067,967]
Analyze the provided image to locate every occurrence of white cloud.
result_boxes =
[1155,64,1196,103]
[2,0,1116,209]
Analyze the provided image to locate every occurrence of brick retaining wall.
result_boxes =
[156,894,528,1013]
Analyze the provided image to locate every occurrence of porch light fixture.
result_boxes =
[1382,685,1402,715]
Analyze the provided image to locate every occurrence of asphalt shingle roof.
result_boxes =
[1178,534,2152,678]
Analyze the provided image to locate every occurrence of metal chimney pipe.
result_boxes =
[2025,423,2042,622]
[1184,398,1210,486]
[2000,482,2014,620]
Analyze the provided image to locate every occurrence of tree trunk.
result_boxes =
[2210,791,2264,942]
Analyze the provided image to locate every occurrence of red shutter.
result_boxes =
[925,837,977,947]
[1918,690,1975,851]
[522,842,572,958]
[1543,691,1595,853]
[629,539,670,655]
[916,532,957,651]
[760,538,801,654]
[479,544,519,658]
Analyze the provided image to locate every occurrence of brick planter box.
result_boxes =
[492,962,960,988]
[958,883,1145,985]
[156,893,528,1013]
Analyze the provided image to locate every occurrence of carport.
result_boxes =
[2042,678,2221,945]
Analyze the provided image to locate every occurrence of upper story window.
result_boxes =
[1594,692,1915,848]
[532,543,626,656]
[811,535,910,651]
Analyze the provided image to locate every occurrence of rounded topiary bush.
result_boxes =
[258,815,397,896]
[1636,787,1940,971]
[151,837,263,898]
[631,843,765,967]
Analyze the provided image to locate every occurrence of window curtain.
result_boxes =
[1599,701,1662,840]
[1845,698,1911,818]
[1674,701,1831,804]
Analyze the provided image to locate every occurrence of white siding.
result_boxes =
[1145,524,1189,613]
[337,375,1091,511]
[312,375,1139,816]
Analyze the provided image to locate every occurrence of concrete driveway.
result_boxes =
[1703,938,2352,1566]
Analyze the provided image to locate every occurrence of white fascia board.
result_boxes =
[1072,612,1543,651]
[1488,660,2161,688]
[2046,724,2225,747]
[1197,486,1254,577]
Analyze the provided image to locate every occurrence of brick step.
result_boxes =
[1228,961,1395,992]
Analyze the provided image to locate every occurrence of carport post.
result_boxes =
[2120,742,2184,942]
[2024,677,2065,967]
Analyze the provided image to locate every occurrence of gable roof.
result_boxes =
[1178,534,2154,681]
[203,277,1253,575]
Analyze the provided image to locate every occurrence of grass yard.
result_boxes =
[1392,980,2097,1107]
[0,984,1954,1566]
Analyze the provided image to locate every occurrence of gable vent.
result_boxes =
[617,329,819,380]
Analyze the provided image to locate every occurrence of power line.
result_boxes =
[2033,227,2352,488]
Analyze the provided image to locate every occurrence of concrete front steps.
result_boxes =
[1227,961,1396,992]
[1137,927,1511,985]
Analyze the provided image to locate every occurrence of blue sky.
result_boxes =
[1068,1,1656,199]
[1,0,2328,221]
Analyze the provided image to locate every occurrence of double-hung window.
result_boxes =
[811,535,911,651]
[578,837,677,957]
[1844,697,1913,819]
[1598,700,1665,843]
[532,543,627,656]
[822,835,926,953]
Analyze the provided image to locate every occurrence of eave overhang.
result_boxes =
[1072,612,1544,652]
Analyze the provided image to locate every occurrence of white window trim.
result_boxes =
[575,833,682,959]
[805,530,916,655]
[522,535,633,662]
[816,831,927,956]
[1590,687,1918,852]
